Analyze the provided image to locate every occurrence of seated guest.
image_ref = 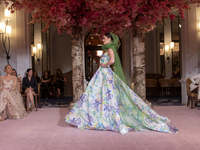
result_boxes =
[12,69,22,84]
[41,70,52,99]
[33,70,41,84]
[11,69,22,93]
[22,68,38,112]
[0,65,27,121]
[54,69,67,98]
[190,73,200,99]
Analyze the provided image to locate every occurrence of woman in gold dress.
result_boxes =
[0,65,27,121]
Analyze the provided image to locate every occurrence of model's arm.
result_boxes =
[11,76,17,91]
[60,77,67,82]
[41,77,44,82]
[0,76,3,90]
[100,48,115,68]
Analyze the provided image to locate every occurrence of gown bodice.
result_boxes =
[100,53,110,65]
[2,79,14,89]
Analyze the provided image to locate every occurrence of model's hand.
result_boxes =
[5,87,11,91]
[100,63,107,68]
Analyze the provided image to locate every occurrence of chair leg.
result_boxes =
[23,96,27,109]
[187,96,190,107]
[191,97,194,109]
[35,96,38,111]
[162,87,163,97]
[39,95,41,108]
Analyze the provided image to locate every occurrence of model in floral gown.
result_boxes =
[65,33,179,134]
[0,65,27,121]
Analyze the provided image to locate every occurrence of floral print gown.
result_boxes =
[65,53,179,134]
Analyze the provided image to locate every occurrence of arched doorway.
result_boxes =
[84,33,122,81]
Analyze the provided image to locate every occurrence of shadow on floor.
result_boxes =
[147,96,183,106]
[40,96,73,108]
[39,95,185,107]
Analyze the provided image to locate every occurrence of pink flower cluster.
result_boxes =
[1,0,200,36]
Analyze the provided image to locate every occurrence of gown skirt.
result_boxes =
[0,79,27,119]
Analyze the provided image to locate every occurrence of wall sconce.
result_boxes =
[5,9,10,21]
[198,21,200,31]
[33,47,36,53]
[0,9,12,65]
[37,43,41,49]
[165,42,174,62]
[0,22,5,33]
[32,46,40,65]
[6,26,12,37]
[97,50,103,57]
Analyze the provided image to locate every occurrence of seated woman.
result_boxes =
[11,69,22,93]
[33,70,41,84]
[41,70,52,99]
[0,65,27,121]
[54,69,67,98]
[12,69,22,84]
[22,68,38,112]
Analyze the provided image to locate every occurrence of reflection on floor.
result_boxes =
[40,96,73,108]
[147,96,183,106]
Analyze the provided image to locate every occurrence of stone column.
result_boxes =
[69,26,84,109]
[180,4,199,105]
[164,18,172,79]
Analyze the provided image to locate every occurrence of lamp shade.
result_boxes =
[5,9,10,20]
[0,22,5,33]
[33,47,37,53]
[37,43,41,49]
[165,45,169,51]
[5,26,12,37]
[97,50,103,56]
[170,42,174,49]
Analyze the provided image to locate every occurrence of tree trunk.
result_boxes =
[131,26,152,107]
[69,26,84,110]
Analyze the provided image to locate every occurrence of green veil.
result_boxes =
[102,33,127,84]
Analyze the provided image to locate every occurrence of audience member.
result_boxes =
[33,70,41,84]
[12,69,22,83]
[54,69,67,98]
[41,70,52,99]
[22,68,38,112]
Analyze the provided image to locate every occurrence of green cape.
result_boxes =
[102,33,126,84]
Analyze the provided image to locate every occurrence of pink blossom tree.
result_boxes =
[1,0,200,104]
